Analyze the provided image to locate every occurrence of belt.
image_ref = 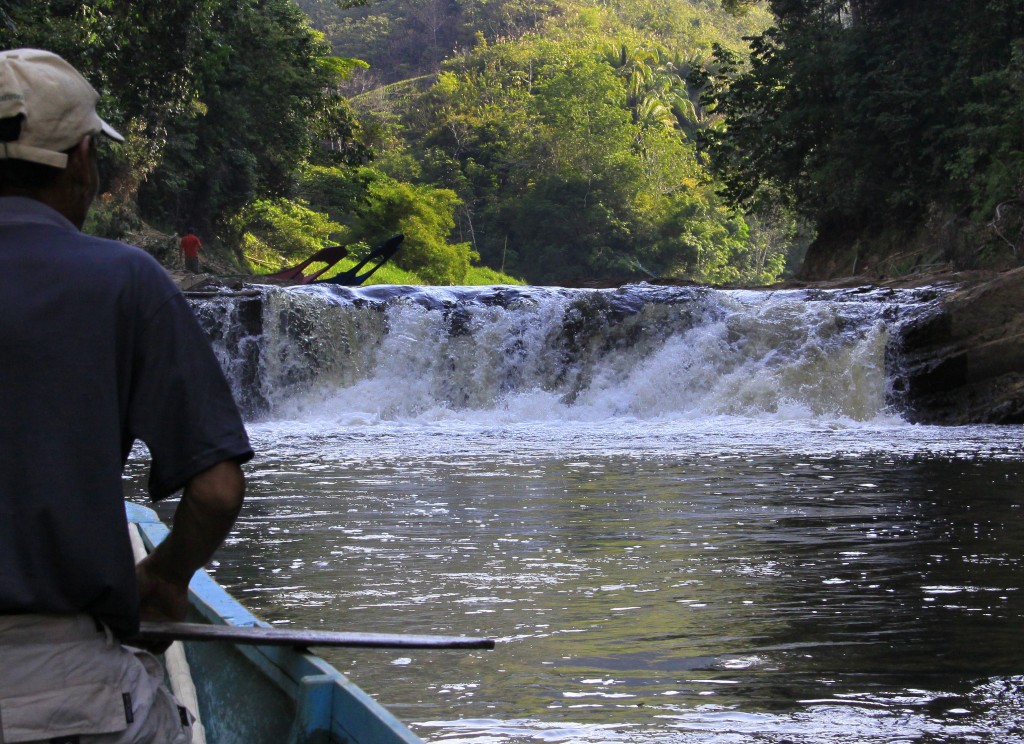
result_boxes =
[0,614,106,645]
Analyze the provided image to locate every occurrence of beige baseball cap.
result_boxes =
[0,48,124,169]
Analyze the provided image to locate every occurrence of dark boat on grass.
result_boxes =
[260,234,404,286]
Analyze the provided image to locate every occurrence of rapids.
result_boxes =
[189,283,942,423]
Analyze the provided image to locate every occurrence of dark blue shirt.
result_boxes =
[0,197,253,637]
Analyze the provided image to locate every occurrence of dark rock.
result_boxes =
[892,267,1024,424]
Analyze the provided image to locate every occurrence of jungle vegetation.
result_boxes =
[2,2,1020,283]
[302,0,792,284]
[707,0,1024,277]
[0,0,788,285]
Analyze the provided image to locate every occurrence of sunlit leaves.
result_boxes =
[234,197,345,265]
[398,31,773,284]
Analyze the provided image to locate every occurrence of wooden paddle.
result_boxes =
[134,621,496,650]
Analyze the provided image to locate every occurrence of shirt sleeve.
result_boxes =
[127,290,253,500]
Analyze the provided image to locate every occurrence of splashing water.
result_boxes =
[192,283,935,426]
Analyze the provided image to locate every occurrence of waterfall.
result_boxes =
[188,283,941,424]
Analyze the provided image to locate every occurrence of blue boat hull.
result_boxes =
[127,503,425,744]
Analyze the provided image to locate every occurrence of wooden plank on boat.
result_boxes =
[136,621,496,650]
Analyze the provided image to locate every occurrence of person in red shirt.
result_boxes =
[180,228,201,273]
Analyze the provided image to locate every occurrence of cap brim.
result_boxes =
[100,119,124,143]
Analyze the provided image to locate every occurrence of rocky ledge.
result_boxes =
[891,267,1024,425]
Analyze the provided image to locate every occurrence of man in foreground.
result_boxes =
[0,49,254,742]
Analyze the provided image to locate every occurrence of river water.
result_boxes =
[127,284,1024,743]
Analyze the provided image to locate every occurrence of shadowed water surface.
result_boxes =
[128,419,1024,743]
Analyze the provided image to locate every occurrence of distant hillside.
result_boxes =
[297,0,768,89]
[289,0,793,286]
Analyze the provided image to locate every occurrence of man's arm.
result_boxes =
[136,459,245,622]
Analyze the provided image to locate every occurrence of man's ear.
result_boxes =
[71,134,96,165]
[60,134,99,228]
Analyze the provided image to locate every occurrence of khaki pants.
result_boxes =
[0,615,192,744]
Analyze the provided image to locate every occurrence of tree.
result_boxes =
[382,28,775,285]
[0,0,219,200]
[138,0,358,251]
[298,164,478,284]
[721,0,759,11]
[0,1,368,269]
[707,0,1024,267]
[287,0,785,284]
[233,197,345,268]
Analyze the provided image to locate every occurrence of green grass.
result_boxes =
[253,255,525,286]
[344,260,422,285]
[458,265,526,285]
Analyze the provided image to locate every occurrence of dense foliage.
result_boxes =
[706,0,1024,273]
[403,35,755,283]
[135,0,359,242]
[0,1,810,285]
[0,0,532,283]
[297,0,761,87]
[0,0,216,199]
[0,0,355,266]
[307,0,795,284]
[6,1,1021,282]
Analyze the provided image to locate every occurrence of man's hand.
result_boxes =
[136,555,190,623]
[132,557,190,653]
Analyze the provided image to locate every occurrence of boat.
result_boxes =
[260,243,351,285]
[126,502,426,744]
[259,234,405,286]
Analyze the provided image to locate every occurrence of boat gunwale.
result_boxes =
[126,502,425,744]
